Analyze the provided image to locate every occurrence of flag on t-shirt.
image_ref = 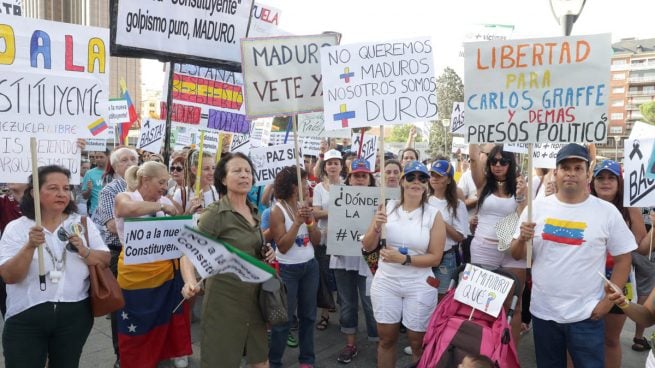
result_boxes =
[542,218,587,246]
[116,257,192,368]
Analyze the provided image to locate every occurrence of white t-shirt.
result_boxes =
[457,170,478,218]
[428,196,469,249]
[378,200,439,280]
[274,202,315,264]
[0,213,109,320]
[312,182,333,245]
[513,195,637,323]
[173,186,219,211]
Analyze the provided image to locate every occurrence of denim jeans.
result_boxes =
[432,250,457,294]
[532,315,605,368]
[269,258,319,367]
[333,269,378,340]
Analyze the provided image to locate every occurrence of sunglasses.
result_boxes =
[170,166,184,172]
[489,157,511,166]
[404,173,429,184]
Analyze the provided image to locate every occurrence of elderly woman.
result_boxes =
[268,166,321,368]
[114,162,190,368]
[181,152,274,368]
[362,161,446,367]
[0,165,110,368]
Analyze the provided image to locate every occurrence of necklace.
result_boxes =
[281,200,297,222]
[496,180,506,186]
[45,215,68,283]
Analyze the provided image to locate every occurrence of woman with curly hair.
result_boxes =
[268,166,321,368]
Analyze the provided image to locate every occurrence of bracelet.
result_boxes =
[618,301,630,310]
[374,226,381,234]
[82,247,91,259]
[306,221,315,228]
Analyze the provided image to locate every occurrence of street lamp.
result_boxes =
[549,0,586,36]
[441,118,451,155]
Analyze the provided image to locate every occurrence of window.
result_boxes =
[612,59,627,65]
[611,113,624,120]
[611,99,624,107]
[612,73,626,80]
[612,87,625,94]
[609,126,623,134]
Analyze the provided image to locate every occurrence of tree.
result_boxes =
[641,101,655,125]
[388,124,423,143]
[428,67,464,158]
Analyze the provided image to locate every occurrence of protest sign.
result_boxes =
[321,37,437,130]
[249,3,289,38]
[241,33,339,118]
[177,226,275,282]
[112,0,252,71]
[85,138,107,152]
[171,123,221,155]
[451,102,465,135]
[0,136,82,185]
[464,34,611,144]
[230,132,251,154]
[327,186,400,256]
[249,143,301,185]
[459,23,514,58]
[137,119,165,154]
[162,63,250,133]
[122,215,193,265]
[454,263,515,318]
[0,16,109,138]
[0,0,20,15]
[451,136,469,155]
[249,117,273,147]
[624,122,655,207]
[532,143,567,169]
[298,112,350,138]
[503,143,529,154]
[300,136,321,157]
[351,133,378,171]
[108,99,130,125]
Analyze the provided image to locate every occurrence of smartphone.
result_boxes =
[597,271,622,295]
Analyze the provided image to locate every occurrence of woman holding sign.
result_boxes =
[268,166,321,368]
[469,144,527,343]
[173,149,217,215]
[0,165,110,368]
[181,152,274,368]
[362,160,446,367]
[590,159,648,368]
[114,162,192,368]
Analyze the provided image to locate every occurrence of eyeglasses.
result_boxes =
[170,166,184,172]
[404,173,429,184]
[489,157,511,166]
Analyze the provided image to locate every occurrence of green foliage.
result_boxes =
[641,101,655,125]
[428,68,464,157]
[388,124,423,143]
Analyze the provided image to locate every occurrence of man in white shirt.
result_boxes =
[510,143,636,368]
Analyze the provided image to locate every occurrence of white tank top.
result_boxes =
[475,194,517,241]
[379,200,438,280]
[274,202,315,265]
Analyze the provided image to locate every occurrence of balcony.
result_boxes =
[626,104,640,110]
[628,76,655,84]
[628,90,655,96]
[629,61,655,71]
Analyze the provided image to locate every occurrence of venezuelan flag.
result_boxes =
[117,253,192,368]
[542,218,587,246]
[119,79,139,145]
[87,118,108,136]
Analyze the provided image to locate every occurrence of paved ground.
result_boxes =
[0,303,652,367]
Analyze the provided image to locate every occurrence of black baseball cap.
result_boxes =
[556,144,590,165]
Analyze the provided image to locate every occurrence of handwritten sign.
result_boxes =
[249,3,288,38]
[0,136,81,185]
[249,143,301,185]
[327,186,400,256]
[464,34,611,144]
[249,117,273,147]
[624,122,655,207]
[177,226,275,282]
[113,0,252,67]
[351,133,378,171]
[451,102,465,135]
[503,143,529,154]
[451,136,468,155]
[0,16,109,139]
[108,99,130,125]
[241,33,339,118]
[459,23,514,58]
[137,119,165,153]
[0,0,21,16]
[122,215,193,265]
[321,37,437,130]
[298,112,350,138]
[171,123,221,155]
[454,263,515,318]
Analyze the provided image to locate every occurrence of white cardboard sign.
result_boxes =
[624,122,655,207]
[297,112,350,138]
[249,143,301,185]
[350,133,378,172]
[451,102,465,135]
[454,263,515,318]
[321,37,437,130]
[137,119,165,154]
[122,216,193,265]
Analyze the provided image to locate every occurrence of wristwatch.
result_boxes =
[402,254,412,265]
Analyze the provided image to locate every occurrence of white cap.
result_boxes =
[323,149,342,161]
